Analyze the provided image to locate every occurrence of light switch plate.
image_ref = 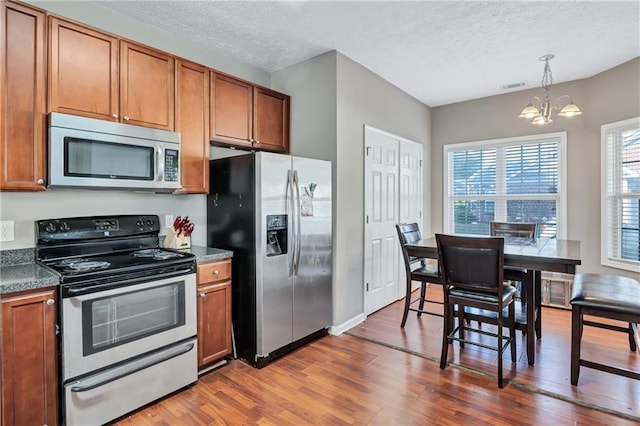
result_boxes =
[0,220,15,242]
[164,215,174,228]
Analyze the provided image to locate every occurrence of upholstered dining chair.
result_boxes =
[395,223,442,328]
[436,233,517,388]
[490,222,537,301]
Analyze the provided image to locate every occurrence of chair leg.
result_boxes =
[509,302,516,362]
[497,310,504,388]
[417,282,427,317]
[440,300,452,369]
[400,277,412,328]
[570,305,583,385]
[457,304,465,348]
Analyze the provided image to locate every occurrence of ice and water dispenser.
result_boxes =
[266,214,287,257]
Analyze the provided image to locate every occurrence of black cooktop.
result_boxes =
[35,215,196,285]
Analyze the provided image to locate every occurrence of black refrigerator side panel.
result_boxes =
[208,154,256,363]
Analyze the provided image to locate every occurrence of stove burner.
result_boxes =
[63,260,111,272]
[132,249,180,260]
[57,258,88,266]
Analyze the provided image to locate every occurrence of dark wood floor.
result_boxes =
[114,288,639,425]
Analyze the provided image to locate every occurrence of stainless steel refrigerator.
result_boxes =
[207,151,332,368]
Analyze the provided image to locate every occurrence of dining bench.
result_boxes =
[570,273,640,385]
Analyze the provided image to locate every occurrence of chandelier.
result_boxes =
[518,54,582,125]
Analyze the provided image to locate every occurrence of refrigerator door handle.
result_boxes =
[287,169,296,277]
[293,170,302,275]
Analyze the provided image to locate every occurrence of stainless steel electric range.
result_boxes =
[36,215,197,426]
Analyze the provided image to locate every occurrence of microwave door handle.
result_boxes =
[156,148,165,182]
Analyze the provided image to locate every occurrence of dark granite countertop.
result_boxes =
[180,245,233,263]
[0,263,59,295]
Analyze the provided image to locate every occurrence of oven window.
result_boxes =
[64,137,154,180]
[82,281,185,355]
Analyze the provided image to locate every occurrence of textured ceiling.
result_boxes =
[96,1,640,107]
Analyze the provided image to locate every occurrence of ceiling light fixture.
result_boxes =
[519,54,582,125]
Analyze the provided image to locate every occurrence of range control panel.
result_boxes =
[36,215,160,242]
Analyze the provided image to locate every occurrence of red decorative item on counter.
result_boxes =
[164,216,193,249]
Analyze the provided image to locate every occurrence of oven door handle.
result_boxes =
[69,340,195,393]
[65,268,194,296]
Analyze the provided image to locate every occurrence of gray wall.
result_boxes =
[0,1,271,250]
[431,57,640,280]
[335,53,431,324]
[272,51,432,327]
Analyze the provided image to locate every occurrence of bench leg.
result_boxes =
[571,305,583,385]
[630,323,638,352]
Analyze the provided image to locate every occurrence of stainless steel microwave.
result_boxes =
[48,112,181,192]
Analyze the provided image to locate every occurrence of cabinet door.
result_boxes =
[197,281,232,368]
[1,288,58,426]
[120,41,175,131]
[176,60,209,194]
[253,87,289,153]
[210,73,253,149]
[0,1,46,191]
[48,17,119,121]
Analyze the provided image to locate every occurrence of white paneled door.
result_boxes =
[364,126,423,315]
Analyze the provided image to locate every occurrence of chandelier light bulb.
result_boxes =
[518,54,583,125]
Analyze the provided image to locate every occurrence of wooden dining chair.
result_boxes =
[436,233,517,388]
[395,223,442,327]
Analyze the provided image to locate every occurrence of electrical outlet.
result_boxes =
[164,215,174,229]
[0,220,15,242]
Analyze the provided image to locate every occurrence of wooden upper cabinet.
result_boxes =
[0,1,47,191]
[48,18,175,131]
[1,288,58,426]
[210,73,290,152]
[48,16,119,122]
[253,87,289,153]
[211,72,253,148]
[120,41,175,131]
[175,60,209,194]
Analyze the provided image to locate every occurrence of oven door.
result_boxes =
[61,273,196,381]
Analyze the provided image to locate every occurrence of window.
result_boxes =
[602,117,640,272]
[444,132,566,239]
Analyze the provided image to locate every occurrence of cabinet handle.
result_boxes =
[37,178,44,185]
[255,140,260,144]
[249,138,254,143]
[112,113,118,118]
[213,270,220,276]
[46,299,55,306]
[200,293,206,298]
[124,116,130,121]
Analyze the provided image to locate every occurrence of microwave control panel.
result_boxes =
[164,149,179,182]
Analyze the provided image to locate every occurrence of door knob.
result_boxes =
[112,113,118,118]
[46,299,55,305]
[124,116,130,121]
[200,293,206,298]
[37,178,44,185]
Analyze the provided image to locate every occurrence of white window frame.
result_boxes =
[443,132,567,239]
[601,117,640,273]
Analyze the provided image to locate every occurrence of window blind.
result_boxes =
[602,118,640,270]
[446,135,563,238]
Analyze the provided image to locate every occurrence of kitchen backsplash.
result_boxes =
[0,189,206,250]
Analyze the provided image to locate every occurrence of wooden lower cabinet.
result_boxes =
[1,288,58,426]
[196,259,232,369]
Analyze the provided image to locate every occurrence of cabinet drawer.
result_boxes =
[197,259,231,285]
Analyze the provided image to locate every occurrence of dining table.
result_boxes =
[404,235,582,366]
